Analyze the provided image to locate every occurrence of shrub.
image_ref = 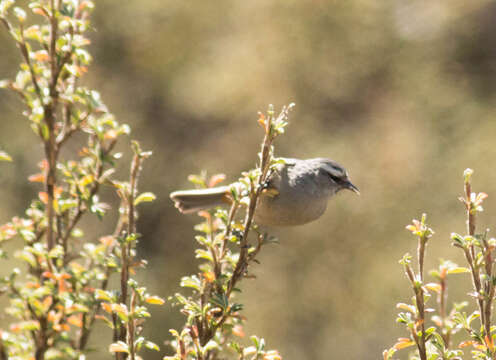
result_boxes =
[0,1,285,359]
[385,169,496,360]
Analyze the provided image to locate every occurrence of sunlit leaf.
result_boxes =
[134,192,156,205]
[13,7,26,22]
[109,341,129,354]
[459,340,476,348]
[67,315,83,328]
[447,267,470,275]
[0,150,12,162]
[145,296,165,305]
[393,338,415,350]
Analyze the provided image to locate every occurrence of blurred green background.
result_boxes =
[2,0,496,358]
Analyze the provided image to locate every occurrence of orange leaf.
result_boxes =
[486,335,494,351]
[28,173,45,183]
[424,283,441,293]
[67,315,83,328]
[38,159,48,170]
[34,51,49,62]
[47,310,59,323]
[393,338,415,350]
[112,303,128,316]
[39,192,48,204]
[145,296,165,305]
[32,7,47,16]
[57,273,72,280]
[208,174,226,188]
[58,279,69,293]
[101,303,112,314]
[204,271,215,283]
[459,340,476,348]
[257,112,266,129]
[198,211,210,219]
[42,271,55,279]
[76,66,88,74]
[25,282,40,289]
[79,1,91,11]
[42,296,53,310]
[54,186,64,198]
[104,129,117,140]
[232,324,245,338]
[100,236,116,247]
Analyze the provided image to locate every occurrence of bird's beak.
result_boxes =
[344,180,360,195]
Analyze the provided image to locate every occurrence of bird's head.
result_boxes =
[317,158,360,195]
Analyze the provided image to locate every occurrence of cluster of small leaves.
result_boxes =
[166,104,293,360]
[385,169,496,360]
[0,1,161,359]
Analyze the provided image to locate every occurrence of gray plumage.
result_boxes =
[170,157,359,226]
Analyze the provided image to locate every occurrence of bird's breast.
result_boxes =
[254,191,328,226]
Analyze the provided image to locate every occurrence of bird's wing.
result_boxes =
[262,157,296,196]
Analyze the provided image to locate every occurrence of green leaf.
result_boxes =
[229,341,243,355]
[144,340,160,351]
[112,304,129,322]
[180,275,201,291]
[0,150,12,162]
[95,289,112,302]
[19,229,35,241]
[14,249,37,267]
[39,123,49,140]
[134,192,156,205]
[447,267,470,275]
[230,303,243,313]
[48,245,64,259]
[195,249,213,262]
[59,199,78,212]
[203,340,219,352]
[211,293,229,310]
[133,306,151,318]
[14,320,40,331]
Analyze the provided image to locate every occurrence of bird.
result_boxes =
[170,157,359,226]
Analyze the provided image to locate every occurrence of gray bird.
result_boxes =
[170,158,359,226]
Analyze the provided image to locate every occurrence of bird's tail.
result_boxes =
[170,186,231,214]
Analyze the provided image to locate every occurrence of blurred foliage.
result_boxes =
[2,0,496,359]
[385,171,496,360]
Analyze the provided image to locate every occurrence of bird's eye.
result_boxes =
[327,172,342,183]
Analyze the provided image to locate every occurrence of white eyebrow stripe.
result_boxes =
[323,164,345,177]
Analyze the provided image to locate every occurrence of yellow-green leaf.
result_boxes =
[0,150,12,162]
[134,192,156,205]
[447,267,470,274]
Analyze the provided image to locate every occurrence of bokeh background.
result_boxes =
[2,0,496,358]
